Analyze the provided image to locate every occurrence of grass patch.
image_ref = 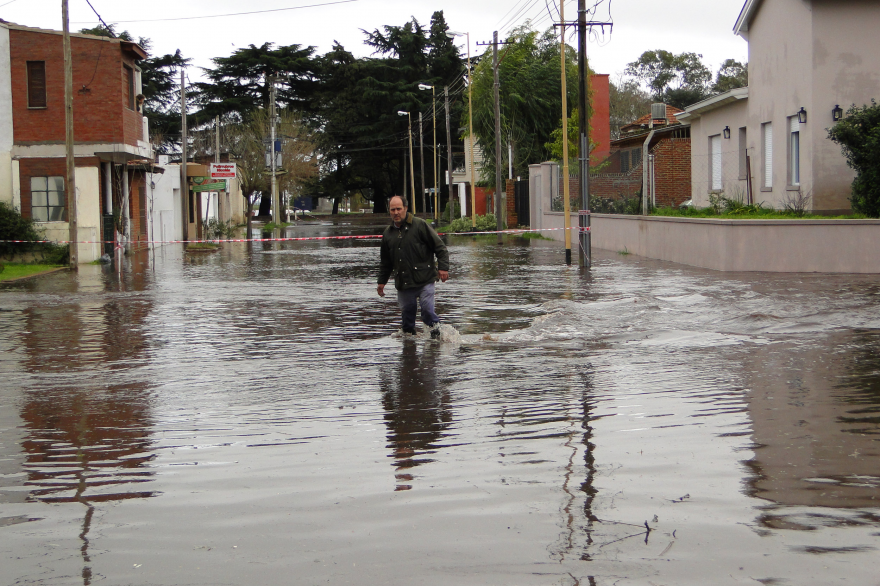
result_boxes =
[519,231,551,240]
[618,247,631,256]
[0,263,65,282]
[186,242,221,250]
[262,222,291,231]
[652,206,865,220]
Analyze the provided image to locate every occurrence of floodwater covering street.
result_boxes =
[1,219,879,586]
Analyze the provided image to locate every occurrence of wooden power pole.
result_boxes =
[493,31,503,245]
[180,69,188,241]
[62,0,77,268]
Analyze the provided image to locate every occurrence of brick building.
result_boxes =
[0,21,153,262]
[590,104,692,207]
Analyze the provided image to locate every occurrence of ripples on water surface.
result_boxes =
[1,221,879,585]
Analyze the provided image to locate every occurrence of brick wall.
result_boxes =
[571,137,692,206]
[10,28,141,146]
[651,138,691,207]
[505,179,517,226]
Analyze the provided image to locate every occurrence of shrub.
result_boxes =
[0,202,68,263]
[203,218,240,240]
[442,200,462,223]
[589,195,642,215]
[827,100,880,217]
[447,213,500,233]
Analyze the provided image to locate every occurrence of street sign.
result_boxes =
[210,163,236,179]
[193,181,226,192]
[191,176,226,192]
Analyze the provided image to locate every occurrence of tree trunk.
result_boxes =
[332,198,339,215]
[245,194,254,240]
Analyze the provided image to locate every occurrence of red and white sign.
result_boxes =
[210,163,237,179]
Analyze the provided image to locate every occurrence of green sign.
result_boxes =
[192,180,226,192]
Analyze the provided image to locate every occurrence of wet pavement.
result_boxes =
[1,219,879,585]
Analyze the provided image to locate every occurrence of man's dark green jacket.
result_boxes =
[378,213,449,290]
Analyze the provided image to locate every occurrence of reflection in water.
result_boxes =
[2,232,880,584]
[744,330,880,534]
[10,264,157,585]
[380,340,451,491]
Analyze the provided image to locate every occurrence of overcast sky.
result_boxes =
[1,0,748,82]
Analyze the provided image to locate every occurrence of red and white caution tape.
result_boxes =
[0,226,588,245]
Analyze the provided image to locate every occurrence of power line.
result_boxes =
[72,0,359,24]
[84,0,114,35]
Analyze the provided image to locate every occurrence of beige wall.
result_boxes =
[535,207,880,273]
[585,214,880,273]
[810,0,880,211]
[689,100,750,207]
[744,0,880,212]
[747,0,816,209]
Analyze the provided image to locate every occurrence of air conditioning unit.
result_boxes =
[651,103,667,121]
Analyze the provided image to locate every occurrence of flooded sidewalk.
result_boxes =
[1,220,879,585]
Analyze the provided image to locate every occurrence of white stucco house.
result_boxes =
[677,0,880,214]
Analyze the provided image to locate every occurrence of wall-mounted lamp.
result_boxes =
[797,107,807,124]
[722,126,731,139]
[832,104,844,122]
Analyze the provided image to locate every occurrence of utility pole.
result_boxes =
[215,115,222,223]
[180,68,188,241]
[419,111,426,215]
[577,0,591,269]
[493,31,503,245]
[466,34,476,228]
[270,79,278,226]
[62,0,77,268]
[432,89,438,221]
[445,86,454,224]
[560,0,572,265]
[556,10,612,267]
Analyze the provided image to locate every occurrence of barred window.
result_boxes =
[31,176,66,222]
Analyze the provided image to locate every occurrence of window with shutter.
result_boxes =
[789,116,800,186]
[710,135,723,191]
[762,122,773,189]
[27,61,47,109]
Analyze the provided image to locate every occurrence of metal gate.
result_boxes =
[514,180,530,227]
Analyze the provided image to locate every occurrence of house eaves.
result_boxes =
[675,87,749,122]
[611,123,690,147]
[733,0,762,39]
[1,20,148,59]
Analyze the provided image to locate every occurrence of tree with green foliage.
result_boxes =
[609,77,652,139]
[311,11,464,213]
[625,50,712,109]
[827,100,880,217]
[223,109,318,236]
[712,59,748,93]
[193,43,321,124]
[469,24,577,182]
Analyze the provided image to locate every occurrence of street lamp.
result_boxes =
[398,111,416,208]
[418,83,439,221]
[447,30,477,228]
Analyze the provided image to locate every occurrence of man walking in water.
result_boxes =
[377,195,449,338]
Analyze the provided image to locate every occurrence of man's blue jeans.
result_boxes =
[397,282,440,333]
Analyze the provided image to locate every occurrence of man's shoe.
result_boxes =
[403,328,417,336]
[430,324,441,340]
